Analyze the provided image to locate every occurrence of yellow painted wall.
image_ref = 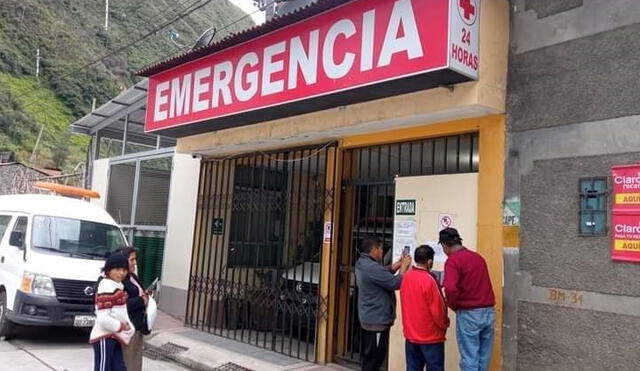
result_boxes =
[390,173,479,371]
[170,0,509,366]
[176,0,509,157]
[342,115,505,370]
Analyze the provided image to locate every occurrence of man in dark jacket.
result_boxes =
[355,237,411,371]
[440,228,495,371]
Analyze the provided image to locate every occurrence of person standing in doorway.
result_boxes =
[400,245,449,371]
[121,247,150,371]
[440,228,496,371]
[355,236,412,371]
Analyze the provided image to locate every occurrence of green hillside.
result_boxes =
[0,0,252,171]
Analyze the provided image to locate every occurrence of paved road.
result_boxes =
[1,325,188,370]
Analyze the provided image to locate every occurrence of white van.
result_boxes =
[0,194,128,338]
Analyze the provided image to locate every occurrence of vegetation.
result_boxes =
[0,0,252,171]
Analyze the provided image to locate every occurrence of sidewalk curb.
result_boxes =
[145,341,214,371]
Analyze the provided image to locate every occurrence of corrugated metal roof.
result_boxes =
[137,0,348,77]
[71,79,148,134]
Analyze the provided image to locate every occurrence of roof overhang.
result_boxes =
[71,79,148,135]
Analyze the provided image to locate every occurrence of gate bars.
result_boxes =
[186,143,337,362]
[335,133,479,364]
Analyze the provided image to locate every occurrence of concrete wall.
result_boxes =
[520,154,640,296]
[90,159,109,209]
[0,163,46,195]
[90,155,197,320]
[504,1,640,369]
[159,153,200,319]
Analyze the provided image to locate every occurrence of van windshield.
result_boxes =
[32,216,126,259]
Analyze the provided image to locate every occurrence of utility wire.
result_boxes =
[136,0,203,30]
[3,0,270,170]
[142,0,274,69]
[9,0,211,103]
[204,142,334,164]
[9,0,272,127]
[14,0,271,114]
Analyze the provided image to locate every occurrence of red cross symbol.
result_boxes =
[459,0,476,21]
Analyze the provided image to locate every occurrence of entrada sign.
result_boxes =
[145,0,480,136]
[396,200,416,216]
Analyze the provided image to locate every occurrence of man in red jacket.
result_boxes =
[400,245,449,371]
[440,228,495,371]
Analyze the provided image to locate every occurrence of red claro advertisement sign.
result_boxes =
[612,164,640,262]
[144,0,481,134]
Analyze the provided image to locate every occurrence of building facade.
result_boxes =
[70,82,200,290]
[503,1,640,370]
[141,0,509,368]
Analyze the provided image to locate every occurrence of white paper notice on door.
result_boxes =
[428,240,447,263]
[393,219,417,262]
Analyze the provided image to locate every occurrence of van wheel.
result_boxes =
[0,291,14,340]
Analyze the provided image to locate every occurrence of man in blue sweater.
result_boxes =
[355,237,411,371]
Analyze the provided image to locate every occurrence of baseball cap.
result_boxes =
[438,227,463,245]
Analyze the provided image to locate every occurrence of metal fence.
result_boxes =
[186,143,337,362]
[335,133,479,365]
[106,153,173,288]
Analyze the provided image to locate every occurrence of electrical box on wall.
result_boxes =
[579,177,607,236]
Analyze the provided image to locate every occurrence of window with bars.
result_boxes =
[227,165,288,267]
[106,157,172,226]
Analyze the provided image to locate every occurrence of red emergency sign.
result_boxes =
[145,0,480,135]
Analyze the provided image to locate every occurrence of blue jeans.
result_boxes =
[456,307,495,371]
[405,341,444,371]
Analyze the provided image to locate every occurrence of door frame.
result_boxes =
[326,115,505,369]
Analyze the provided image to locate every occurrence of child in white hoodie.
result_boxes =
[90,253,135,371]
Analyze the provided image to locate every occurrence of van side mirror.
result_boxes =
[9,231,24,249]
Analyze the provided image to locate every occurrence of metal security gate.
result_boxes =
[107,154,173,287]
[186,143,337,362]
[334,133,479,365]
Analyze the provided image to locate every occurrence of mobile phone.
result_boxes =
[147,277,159,292]
[403,246,410,256]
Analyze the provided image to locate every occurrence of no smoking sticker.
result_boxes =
[438,213,456,231]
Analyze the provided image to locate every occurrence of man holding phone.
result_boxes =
[403,245,411,256]
[355,237,412,371]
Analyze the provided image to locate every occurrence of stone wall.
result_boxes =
[504,1,640,369]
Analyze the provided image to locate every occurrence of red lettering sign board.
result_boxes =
[612,164,640,262]
[144,0,481,137]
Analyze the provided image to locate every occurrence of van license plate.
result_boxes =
[73,315,95,327]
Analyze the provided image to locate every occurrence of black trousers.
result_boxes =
[361,328,390,371]
[93,338,127,371]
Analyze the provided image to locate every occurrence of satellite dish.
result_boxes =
[277,0,315,16]
[193,27,216,49]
